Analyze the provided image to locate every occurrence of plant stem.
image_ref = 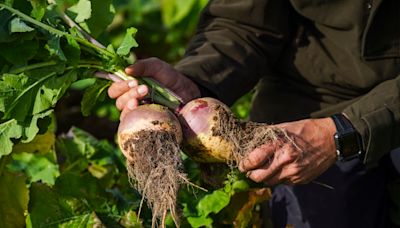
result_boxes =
[114,70,183,110]
[58,11,106,49]
[10,60,103,74]
[10,61,58,74]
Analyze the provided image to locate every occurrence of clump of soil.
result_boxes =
[121,130,185,227]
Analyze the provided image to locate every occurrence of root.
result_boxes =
[122,130,185,227]
[212,105,290,166]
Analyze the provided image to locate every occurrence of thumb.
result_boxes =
[125,57,165,79]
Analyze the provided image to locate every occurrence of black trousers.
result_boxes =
[269,149,400,228]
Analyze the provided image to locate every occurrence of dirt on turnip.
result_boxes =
[120,128,184,227]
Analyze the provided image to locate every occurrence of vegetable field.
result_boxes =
[0,0,265,227]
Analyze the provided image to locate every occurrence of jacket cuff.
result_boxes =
[344,106,394,168]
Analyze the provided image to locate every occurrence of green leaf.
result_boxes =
[161,0,197,28]
[0,38,38,65]
[67,0,91,23]
[59,212,104,227]
[46,35,66,61]
[32,70,77,115]
[160,0,175,28]
[119,211,143,228]
[0,169,29,228]
[231,179,250,193]
[13,130,56,154]
[83,0,114,37]
[9,17,34,33]
[23,109,53,143]
[29,0,47,21]
[8,152,60,186]
[1,70,76,122]
[64,34,81,66]
[81,79,111,116]
[87,163,108,179]
[0,119,23,158]
[0,73,29,116]
[187,216,213,228]
[196,189,231,216]
[28,182,73,227]
[116,27,138,56]
[55,172,109,210]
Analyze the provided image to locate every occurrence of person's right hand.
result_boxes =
[108,57,201,120]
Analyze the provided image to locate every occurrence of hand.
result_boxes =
[239,118,338,185]
[107,57,201,120]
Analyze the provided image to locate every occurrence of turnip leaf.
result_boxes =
[0,171,29,228]
[81,78,111,116]
[117,27,138,56]
[8,152,60,186]
[67,0,91,23]
[46,35,67,61]
[10,17,34,33]
[0,119,22,157]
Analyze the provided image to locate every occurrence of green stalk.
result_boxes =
[10,61,58,74]
[114,70,183,110]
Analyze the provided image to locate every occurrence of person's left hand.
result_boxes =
[239,118,338,185]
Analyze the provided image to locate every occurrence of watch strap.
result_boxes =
[331,114,354,132]
[331,114,363,161]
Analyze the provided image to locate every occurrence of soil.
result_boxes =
[121,129,184,227]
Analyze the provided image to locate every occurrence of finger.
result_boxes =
[239,144,276,172]
[247,162,281,183]
[247,144,297,183]
[262,171,286,186]
[115,92,132,110]
[125,57,164,77]
[115,85,148,110]
[120,100,138,121]
[108,80,138,98]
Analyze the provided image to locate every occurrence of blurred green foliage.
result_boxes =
[106,0,208,62]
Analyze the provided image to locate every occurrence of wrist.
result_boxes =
[318,117,338,159]
[331,113,364,161]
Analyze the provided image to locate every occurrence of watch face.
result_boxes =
[336,131,361,159]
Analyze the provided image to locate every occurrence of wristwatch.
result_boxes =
[331,114,364,161]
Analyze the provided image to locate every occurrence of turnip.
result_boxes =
[178,97,285,164]
[118,104,185,227]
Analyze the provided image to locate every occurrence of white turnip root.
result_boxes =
[118,104,185,227]
[178,97,285,164]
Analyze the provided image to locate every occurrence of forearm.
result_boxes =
[343,74,400,168]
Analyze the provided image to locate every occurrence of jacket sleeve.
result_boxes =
[343,75,400,168]
[175,0,291,105]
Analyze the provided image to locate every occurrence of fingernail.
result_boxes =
[137,85,147,95]
[127,101,135,110]
[246,171,252,178]
[238,163,244,172]
[128,80,137,88]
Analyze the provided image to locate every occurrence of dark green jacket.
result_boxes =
[175,0,400,168]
